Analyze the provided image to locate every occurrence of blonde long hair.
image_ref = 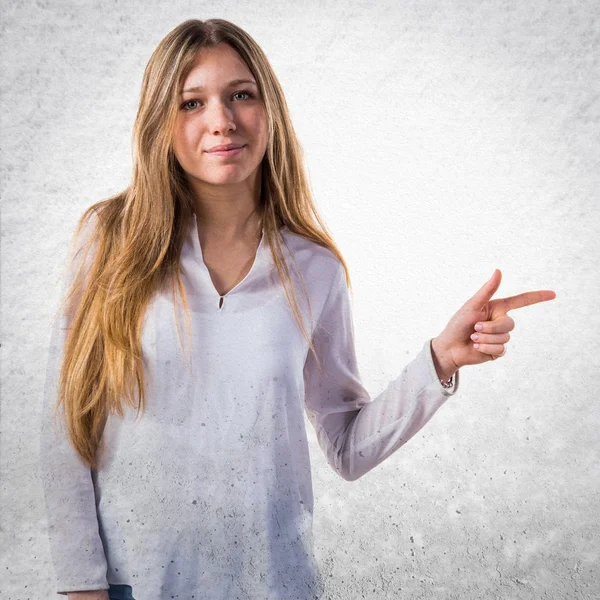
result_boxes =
[53,18,352,470]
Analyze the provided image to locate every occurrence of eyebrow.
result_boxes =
[180,78,258,95]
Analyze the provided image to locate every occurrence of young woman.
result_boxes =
[39,18,556,600]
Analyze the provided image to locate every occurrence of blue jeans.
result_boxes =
[108,584,135,600]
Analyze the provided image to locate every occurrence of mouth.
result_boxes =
[206,145,246,157]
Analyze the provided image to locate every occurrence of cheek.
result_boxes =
[173,122,199,154]
[248,109,268,146]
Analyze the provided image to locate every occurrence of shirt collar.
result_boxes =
[180,213,274,313]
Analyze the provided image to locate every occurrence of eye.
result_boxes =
[180,99,200,111]
[180,89,256,111]
[233,89,254,101]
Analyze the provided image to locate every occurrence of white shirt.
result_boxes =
[39,212,459,599]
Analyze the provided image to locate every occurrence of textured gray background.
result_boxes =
[2,0,599,598]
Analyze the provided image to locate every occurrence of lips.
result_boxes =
[206,143,245,153]
[205,145,246,158]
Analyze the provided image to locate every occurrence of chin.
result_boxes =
[199,171,252,186]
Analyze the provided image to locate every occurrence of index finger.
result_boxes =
[503,290,557,312]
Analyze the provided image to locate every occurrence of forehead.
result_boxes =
[181,44,253,91]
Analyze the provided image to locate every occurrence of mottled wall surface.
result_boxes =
[2,1,598,598]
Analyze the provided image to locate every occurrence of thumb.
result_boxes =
[467,269,501,308]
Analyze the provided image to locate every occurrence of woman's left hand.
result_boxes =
[434,269,556,372]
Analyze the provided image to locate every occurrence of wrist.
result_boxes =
[431,337,457,382]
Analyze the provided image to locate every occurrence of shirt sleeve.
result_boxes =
[302,262,460,482]
[38,211,110,595]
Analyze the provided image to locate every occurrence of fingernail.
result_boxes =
[475,323,483,331]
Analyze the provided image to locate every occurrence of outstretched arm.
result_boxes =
[303,262,459,482]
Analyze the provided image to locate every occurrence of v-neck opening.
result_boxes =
[190,212,265,300]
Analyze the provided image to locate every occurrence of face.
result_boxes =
[172,43,268,195]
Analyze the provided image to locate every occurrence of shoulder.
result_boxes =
[70,207,102,255]
[279,227,343,288]
[64,207,103,285]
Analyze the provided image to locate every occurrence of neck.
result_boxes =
[190,174,263,243]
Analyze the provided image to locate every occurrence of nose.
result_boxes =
[206,100,236,134]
